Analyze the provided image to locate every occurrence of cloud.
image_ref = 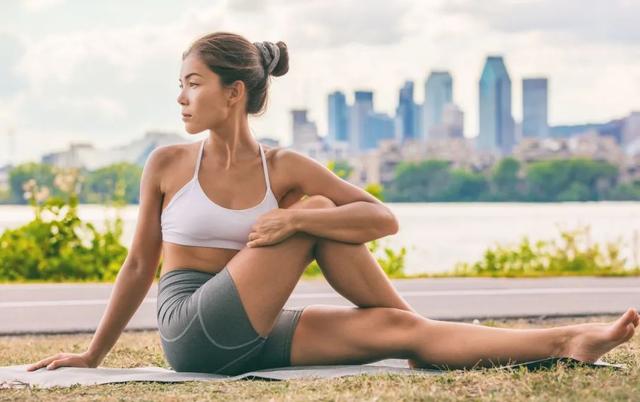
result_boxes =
[21,0,66,12]
[0,33,28,97]
[1,0,639,164]
[284,0,414,49]
[441,0,640,44]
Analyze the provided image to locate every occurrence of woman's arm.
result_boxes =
[290,201,397,244]
[27,146,168,371]
[86,146,168,365]
[276,148,399,243]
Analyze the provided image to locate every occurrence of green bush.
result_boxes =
[452,225,640,277]
[0,170,128,282]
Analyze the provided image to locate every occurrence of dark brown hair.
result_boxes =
[182,32,289,115]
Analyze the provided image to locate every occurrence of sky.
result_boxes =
[1,0,639,164]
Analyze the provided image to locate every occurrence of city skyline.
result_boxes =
[1,0,639,164]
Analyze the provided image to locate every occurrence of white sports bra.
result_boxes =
[160,138,280,250]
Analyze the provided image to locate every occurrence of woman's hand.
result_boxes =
[246,208,297,248]
[25,351,97,371]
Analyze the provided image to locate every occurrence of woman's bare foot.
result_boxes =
[563,308,640,363]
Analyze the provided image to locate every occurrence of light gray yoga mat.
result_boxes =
[0,359,436,389]
[0,358,624,389]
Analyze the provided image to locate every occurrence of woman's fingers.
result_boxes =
[47,357,69,370]
[26,353,61,371]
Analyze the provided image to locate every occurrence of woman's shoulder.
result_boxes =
[148,141,199,168]
[260,144,307,164]
[143,142,200,190]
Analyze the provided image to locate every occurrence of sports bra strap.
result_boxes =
[193,138,206,179]
[258,143,271,192]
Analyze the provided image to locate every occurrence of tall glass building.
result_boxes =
[423,71,453,141]
[478,56,515,155]
[522,78,549,137]
[363,113,395,150]
[349,91,373,153]
[396,81,417,142]
[328,91,349,144]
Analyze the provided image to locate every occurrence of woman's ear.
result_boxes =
[227,80,245,107]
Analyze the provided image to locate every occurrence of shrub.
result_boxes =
[452,225,640,277]
[0,169,128,282]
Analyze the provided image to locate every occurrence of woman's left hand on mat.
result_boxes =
[25,351,96,371]
[246,208,296,248]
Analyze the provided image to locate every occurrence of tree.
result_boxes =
[8,163,57,204]
[491,157,523,200]
[326,160,353,180]
[386,160,452,201]
[448,170,489,201]
[525,159,618,201]
[80,163,142,205]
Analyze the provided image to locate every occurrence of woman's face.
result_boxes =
[177,53,233,134]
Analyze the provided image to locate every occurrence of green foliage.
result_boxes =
[0,170,128,282]
[525,158,618,201]
[326,160,353,180]
[3,161,141,206]
[8,163,58,203]
[364,183,384,201]
[387,160,451,201]
[387,160,490,202]
[385,157,632,202]
[452,226,639,277]
[490,157,524,200]
[447,169,489,201]
[79,163,142,205]
[605,180,640,200]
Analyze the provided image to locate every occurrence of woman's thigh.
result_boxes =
[157,268,268,375]
[225,196,334,337]
[287,305,421,366]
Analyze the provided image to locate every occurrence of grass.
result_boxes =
[2,315,639,401]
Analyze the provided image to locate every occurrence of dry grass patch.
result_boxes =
[1,315,638,401]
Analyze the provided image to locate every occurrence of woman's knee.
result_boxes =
[372,307,422,333]
[288,194,336,210]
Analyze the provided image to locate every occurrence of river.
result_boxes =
[1,202,638,274]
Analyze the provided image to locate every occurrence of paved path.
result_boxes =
[2,277,639,335]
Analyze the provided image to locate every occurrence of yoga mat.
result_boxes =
[0,357,624,389]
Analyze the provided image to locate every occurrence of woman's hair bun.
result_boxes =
[269,41,289,77]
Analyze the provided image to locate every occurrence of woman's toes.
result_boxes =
[623,323,635,342]
[613,309,636,335]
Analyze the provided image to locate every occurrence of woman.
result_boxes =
[27,32,638,375]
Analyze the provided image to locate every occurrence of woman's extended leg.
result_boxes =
[290,305,639,369]
[227,195,638,368]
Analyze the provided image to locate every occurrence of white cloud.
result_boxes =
[1,0,639,164]
[441,0,640,44]
[21,0,66,12]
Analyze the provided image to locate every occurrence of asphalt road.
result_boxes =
[2,277,639,335]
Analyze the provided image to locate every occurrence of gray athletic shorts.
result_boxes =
[157,266,307,375]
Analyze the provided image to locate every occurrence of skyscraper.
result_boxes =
[423,71,453,141]
[442,103,464,138]
[291,109,318,149]
[395,81,417,142]
[328,91,349,144]
[349,90,374,153]
[522,78,549,137]
[478,56,515,155]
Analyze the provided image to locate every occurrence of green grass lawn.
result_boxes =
[2,315,638,401]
